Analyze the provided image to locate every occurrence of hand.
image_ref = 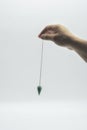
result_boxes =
[38,24,75,49]
[38,24,87,62]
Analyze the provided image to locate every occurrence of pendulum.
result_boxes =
[37,40,44,95]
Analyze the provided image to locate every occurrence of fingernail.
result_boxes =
[40,34,45,39]
[38,34,41,38]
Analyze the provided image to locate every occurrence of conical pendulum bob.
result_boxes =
[37,86,42,95]
[37,40,44,95]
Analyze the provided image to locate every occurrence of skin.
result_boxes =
[38,24,87,62]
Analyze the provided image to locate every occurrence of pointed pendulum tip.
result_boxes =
[37,86,42,95]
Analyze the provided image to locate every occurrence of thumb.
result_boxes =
[40,34,54,40]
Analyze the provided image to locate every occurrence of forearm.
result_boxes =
[70,36,87,62]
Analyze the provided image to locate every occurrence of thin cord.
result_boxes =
[39,40,44,86]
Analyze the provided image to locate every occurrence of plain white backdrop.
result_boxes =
[0,0,87,129]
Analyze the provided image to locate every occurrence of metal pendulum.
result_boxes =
[37,40,44,95]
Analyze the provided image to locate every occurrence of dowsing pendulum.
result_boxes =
[37,40,44,95]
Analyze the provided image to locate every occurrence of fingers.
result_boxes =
[38,25,57,38]
[38,26,48,38]
[40,33,55,40]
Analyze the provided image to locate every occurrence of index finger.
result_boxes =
[38,26,48,38]
[38,25,57,38]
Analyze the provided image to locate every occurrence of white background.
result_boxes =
[0,0,87,129]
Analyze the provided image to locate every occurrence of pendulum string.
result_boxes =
[39,40,44,86]
[37,40,44,95]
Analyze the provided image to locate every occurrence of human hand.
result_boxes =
[38,24,87,62]
[38,24,75,49]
